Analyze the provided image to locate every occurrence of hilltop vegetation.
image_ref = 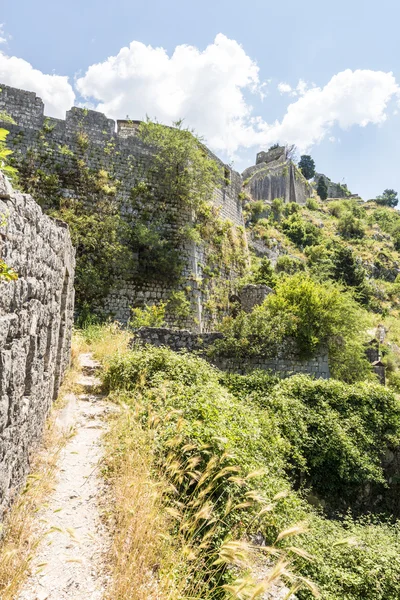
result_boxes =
[244,193,400,389]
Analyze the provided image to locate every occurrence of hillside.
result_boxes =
[2,94,400,600]
[243,191,400,390]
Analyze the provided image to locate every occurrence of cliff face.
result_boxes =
[0,172,75,517]
[242,147,313,205]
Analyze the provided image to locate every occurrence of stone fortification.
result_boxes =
[132,326,330,379]
[0,172,75,517]
[314,172,350,199]
[0,84,244,330]
[242,146,313,205]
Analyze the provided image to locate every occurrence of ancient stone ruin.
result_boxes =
[0,172,74,516]
[242,145,313,206]
[0,85,318,332]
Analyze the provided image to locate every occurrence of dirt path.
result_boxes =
[18,353,110,600]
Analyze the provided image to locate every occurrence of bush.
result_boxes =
[102,343,400,600]
[251,257,277,287]
[337,212,365,239]
[282,215,321,248]
[129,302,167,328]
[276,255,306,275]
[260,376,400,505]
[306,197,319,211]
[216,274,371,381]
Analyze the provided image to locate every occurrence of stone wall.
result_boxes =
[238,284,273,313]
[0,83,244,330]
[314,173,350,199]
[0,172,75,517]
[242,154,313,206]
[132,327,330,379]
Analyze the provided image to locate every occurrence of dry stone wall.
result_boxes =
[132,327,330,379]
[0,172,75,517]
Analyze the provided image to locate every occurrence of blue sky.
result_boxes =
[1,0,400,198]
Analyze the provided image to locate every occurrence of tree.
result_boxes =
[298,155,316,180]
[376,189,398,208]
[332,245,366,288]
[317,177,328,200]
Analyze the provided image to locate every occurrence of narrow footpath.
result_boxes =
[18,353,110,600]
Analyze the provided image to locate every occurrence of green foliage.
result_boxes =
[137,119,220,212]
[167,290,191,326]
[247,199,268,222]
[50,198,131,311]
[260,376,400,504]
[317,177,328,201]
[271,197,284,221]
[276,255,306,275]
[337,211,365,239]
[0,259,18,281]
[306,197,319,211]
[0,129,17,180]
[130,302,167,328]
[102,343,400,600]
[376,188,398,208]
[331,245,368,304]
[282,214,321,248]
[251,257,277,287]
[0,111,16,125]
[216,274,371,381]
[298,155,316,180]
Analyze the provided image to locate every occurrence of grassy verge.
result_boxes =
[0,333,85,599]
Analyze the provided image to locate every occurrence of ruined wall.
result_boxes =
[0,84,244,330]
[132,327,330,379]
[314,173,350,199]
[242,156,313,206]
[0,172,75,516]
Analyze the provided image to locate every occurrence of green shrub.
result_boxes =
[261,376,400,504]
[282,215,321,248]
[103,344,400,600]
[306,197,319,211]
[129,302,167,328]
[250,257,277,287]
[215,274,371,382]
[337,212,365,239]
[276,255,306,274]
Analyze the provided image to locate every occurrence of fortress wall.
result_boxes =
[0,84,244,329]
[0,172,75,517]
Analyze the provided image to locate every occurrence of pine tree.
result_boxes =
[298,155,316,180]
[317,176,328,200]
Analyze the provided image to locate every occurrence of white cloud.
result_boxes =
[76,34,265,154]
[0,52,75,118]
[0,34,398,157]
[0,24,7,45]
[77,37,400,155]
[265,69,400,151]
[278,82,292,94]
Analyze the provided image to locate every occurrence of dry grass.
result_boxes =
[0,334,83,599]
[103,407,181,600]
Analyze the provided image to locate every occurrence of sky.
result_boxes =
[0,0,399,199]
